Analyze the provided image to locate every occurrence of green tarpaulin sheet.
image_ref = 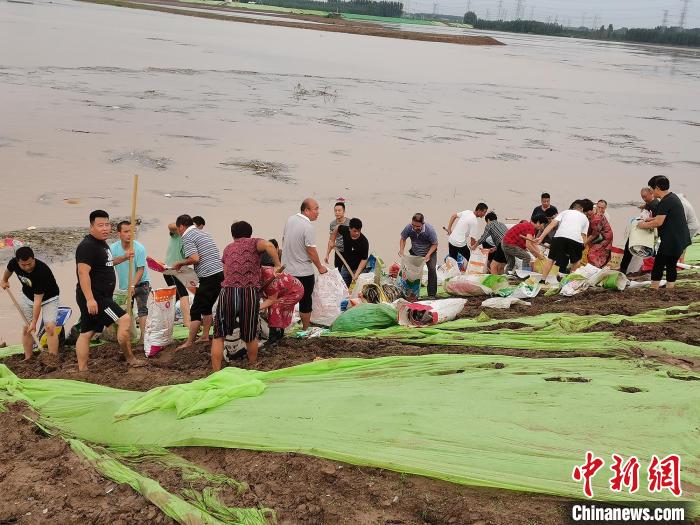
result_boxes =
[1,355,698,514]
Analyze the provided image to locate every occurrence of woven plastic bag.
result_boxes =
[330,303,398,332]
[398,255,424,301]
[144,287,177,357]
[396,298,466,327]
[445,275,492,297]
[422,256,461,286]
[311,268,349,327]
[466,248,489,275]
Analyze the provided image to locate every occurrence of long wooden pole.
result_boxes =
[126,174,139,318]
[4,288,42,349]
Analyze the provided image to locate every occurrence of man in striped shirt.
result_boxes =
[475,212,508,274]
[172,214,224,350]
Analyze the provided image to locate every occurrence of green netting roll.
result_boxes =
[331,303,398,333]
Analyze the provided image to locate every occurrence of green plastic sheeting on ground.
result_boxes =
[325,305,700,357]
[1,355,698,514]
[685,237,700,264]
[330,303,398,332]
[69,440,270,525]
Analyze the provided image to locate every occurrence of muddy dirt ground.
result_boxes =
[0,217,155,265]
[2,282,699,524]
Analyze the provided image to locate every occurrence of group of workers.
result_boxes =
[1,175,696,370]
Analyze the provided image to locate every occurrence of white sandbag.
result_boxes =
[163,267,199,288]
[511,282,542,299]
[350,272,376,299]
[481,297,531,309]
[398,255,424,301]
[444,274,492,296]
[466,248,489,275]
[422,256,461,286]
[396,298,466,327]
[628,221,656,258]
[144,287,177,357]
[311,268,349,327]
[560,275,590,297]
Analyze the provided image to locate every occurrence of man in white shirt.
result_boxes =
[282,198,327,330]
[536,199,594,281]
[677,193,698,239]
[446,203,488,262]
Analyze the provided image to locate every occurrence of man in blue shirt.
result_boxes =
[110,220,150,344]
[399,213,439,298]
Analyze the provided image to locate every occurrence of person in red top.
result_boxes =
[211,221,281,371]
[500,215,548,274]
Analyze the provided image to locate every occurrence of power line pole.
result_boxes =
[466,0,471,13]
[497,0,503,19]
[486,8,491,19]
[516,0,523,19]
[679,0,690,28]
[529,5,534,19]
[592,14,599,29]
[662,9,669,26]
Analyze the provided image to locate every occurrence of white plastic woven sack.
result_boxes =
[422,257,461,286]
[350,272,376,299]
[143,287,176,357]
[398,255,424,301]
[310,268,349,327]
[466,248,489,275]
[444,275,492,296]
[395,298,466,327]
[163,267,199,288]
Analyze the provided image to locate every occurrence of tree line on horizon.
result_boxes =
[463,12,700,47]
[244,0,403,17]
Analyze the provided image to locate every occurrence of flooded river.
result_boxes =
[1,0,698,341]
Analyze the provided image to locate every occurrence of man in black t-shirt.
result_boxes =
[75,210,143,371]
[325,217,370,286]
[638,176,692,290]
[1,246,60,360]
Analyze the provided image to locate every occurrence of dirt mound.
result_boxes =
[0,403,174,524]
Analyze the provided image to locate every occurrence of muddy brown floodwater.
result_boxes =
[0,0,699,336]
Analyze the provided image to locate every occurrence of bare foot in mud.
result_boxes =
[40,353,60,370]
[127,358,146,368]
[176,341,192,351]
[196,337,210,344]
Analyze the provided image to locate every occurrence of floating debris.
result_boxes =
[219,159,294,184]
[107,150,172,170]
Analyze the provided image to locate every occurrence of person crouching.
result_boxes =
[211,221,281,371]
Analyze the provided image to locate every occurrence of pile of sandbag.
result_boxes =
[547,264,629,297]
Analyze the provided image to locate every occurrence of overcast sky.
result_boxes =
[406,0,699,29]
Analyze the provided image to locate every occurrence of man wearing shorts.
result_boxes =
[537,199,594,281]
[282,198,327,331]
[475,212,509,274]
[172,214,224,349]
[75,210,142,371]
[2,246,60,360]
